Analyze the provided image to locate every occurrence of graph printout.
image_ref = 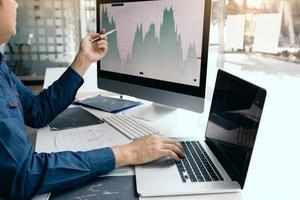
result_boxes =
[100,0,205,86]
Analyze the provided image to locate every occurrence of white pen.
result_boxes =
[90,28,118,43]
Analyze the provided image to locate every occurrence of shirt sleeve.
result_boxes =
[0,64,116,200]
[10,67,84,128]
[0,118,116,200]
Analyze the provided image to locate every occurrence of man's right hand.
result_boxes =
[112,135,185,168]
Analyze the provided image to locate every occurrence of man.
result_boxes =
[0,0,184,199]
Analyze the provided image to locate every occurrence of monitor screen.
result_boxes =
[96,0,211,113]
[205,70,266,188]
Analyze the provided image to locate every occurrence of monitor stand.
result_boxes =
[126,103,176,122]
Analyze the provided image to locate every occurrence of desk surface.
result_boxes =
[35,66,300,200]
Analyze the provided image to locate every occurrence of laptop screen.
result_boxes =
[205,69,266,188]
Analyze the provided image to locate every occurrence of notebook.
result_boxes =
[74,95,141,113]
[49,107,103,131]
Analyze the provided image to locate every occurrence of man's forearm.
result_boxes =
[70,53,92,77]
[112,144,136,168]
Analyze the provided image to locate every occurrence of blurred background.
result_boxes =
[1,0,299,151]
[0,0,299,86]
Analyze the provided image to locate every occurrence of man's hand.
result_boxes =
[71,31,108,77]
[112,135,185,168]
[79,31,108,63]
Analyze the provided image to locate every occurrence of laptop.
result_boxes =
[135,69,267,197]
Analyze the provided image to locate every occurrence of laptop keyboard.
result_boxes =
[176,141,224,183]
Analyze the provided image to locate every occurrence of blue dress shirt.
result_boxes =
[0,53,116,200]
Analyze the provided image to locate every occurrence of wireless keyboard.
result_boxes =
[103,114,159,140]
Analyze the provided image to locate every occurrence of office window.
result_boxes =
[4,0,81,77]
[215,0,300,63]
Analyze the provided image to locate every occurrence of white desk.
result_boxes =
[35,91,241,200]
[35,65,300,200]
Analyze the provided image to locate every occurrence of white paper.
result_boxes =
[54,123,130,152]
[253,13,281,53]
[225,15,246,50]
[54,123,134,176]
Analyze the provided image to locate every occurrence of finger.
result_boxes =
[88,32,107,42]
[92,34,107,42]
[89,32,100,39]
[162,143,185,157]
[100,29,106,34]
[162,150,180,162]
[174,142,185,154]
[90,32,99,37]
[162,144,184,157]
[97,43,108,48]
[163,138,185,154]
[100,33,107,41]
[96,40,108,46]
[151,135,184,153]
[97,44,108,50]
[165,144,184,158]
[97,44,108,51]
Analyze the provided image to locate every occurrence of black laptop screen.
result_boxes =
[205,70,266,188]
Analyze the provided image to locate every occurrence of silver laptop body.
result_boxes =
[136,69,267,197]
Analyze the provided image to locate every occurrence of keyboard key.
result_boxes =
[180,156,197,182]
[191,141,218,181]
[196,141,224,181]
[186,141,210,181]
[181,142,205,182]
[176,162,187,183]
[176,141,223,183]
[103,114,159,140]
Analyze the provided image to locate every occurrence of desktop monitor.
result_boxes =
[96,0,211,117]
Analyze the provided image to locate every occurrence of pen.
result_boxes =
[89,29,118,43]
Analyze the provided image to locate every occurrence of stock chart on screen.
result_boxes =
[100,0,205,86]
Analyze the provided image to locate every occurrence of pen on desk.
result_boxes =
[90,29,118,43]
